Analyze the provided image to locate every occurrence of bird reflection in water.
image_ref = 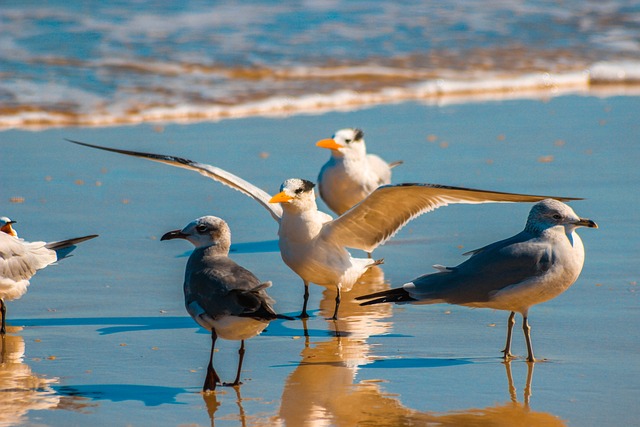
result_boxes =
[202,386,250,427]
[397,362,566,427]
[0,328,94,425]
[316,264,392,338]
[279,264,394,425]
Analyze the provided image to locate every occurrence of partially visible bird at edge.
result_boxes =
[0,216,98,334]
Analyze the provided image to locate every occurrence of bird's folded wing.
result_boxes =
[0,234,57,281]
[322,183,580,253]
[67,140,283,222]
[407,237,552,304]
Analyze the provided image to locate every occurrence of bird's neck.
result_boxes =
[279,209,325,242]
[197,243,230,257]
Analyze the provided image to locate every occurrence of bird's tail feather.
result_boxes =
[355,287,416,306]
[46,235,98,260]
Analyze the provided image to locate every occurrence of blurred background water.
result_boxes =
[1,0,639,128]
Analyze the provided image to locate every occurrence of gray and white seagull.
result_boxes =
[161,216,288,392]
[68,139,581,320]
[357,199,598,362]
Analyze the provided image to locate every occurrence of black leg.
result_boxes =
[203,329,221,392]
[226,340,245,387]
[301,317,310,338]
[299,280,310,319]
[0,299,6,335]
[329,286,341,321]
[501,311,516,360]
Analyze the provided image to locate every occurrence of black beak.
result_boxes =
[576,218,598,229]
[161,229,188,241]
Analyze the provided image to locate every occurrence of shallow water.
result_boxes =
[1,94,639,426]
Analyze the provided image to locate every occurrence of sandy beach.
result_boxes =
[1,94,639,426]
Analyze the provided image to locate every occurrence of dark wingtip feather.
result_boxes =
[66,139,195,167]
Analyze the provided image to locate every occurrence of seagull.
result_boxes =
[0,218,98,334]
[357,199,598,362]
[67,139,581,320]
[316,128,403,215]
[161,216,288,391]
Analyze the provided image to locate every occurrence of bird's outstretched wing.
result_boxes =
[67,140,283,222]
[323,183,581,253]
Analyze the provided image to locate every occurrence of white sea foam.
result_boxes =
[1,63,639,130]
[589,61,640,83]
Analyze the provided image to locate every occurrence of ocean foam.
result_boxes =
[1,64,639,130]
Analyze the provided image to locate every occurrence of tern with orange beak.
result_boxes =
[68,139,582,320]
[316,128,403,215]
[0,218,97,334]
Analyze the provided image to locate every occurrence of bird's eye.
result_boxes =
[294,188,303,194]
[552,214,562,220]
[344,139,352,143]
[196,224,208,233]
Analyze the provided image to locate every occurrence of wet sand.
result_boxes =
[1,94,638,426]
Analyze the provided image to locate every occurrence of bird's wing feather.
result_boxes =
[0,233,57,281]
[407,232,551,304]
[186,255,276,320]
[323,183,580,252]
[68,140,282,222]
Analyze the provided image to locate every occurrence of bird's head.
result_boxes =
[161,216,231,252]
[0,216,17,237]
[268,178,317,210]
[525,199,598,235]
[316,128,366,159]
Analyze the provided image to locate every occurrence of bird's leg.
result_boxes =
[301,317,310,338]
[524,360,534,407]
[299,281,310,319]
[0,299,6,335]
[522,315,535,363]
[203,330,221,392]
[329,285,341,321]
[502,359,517,403]
[501,311,516,360]
[225,340,245,387]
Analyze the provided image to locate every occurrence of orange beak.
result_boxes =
[269,191,294,204]
[316,138,344,150]
[1,222,17,237]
